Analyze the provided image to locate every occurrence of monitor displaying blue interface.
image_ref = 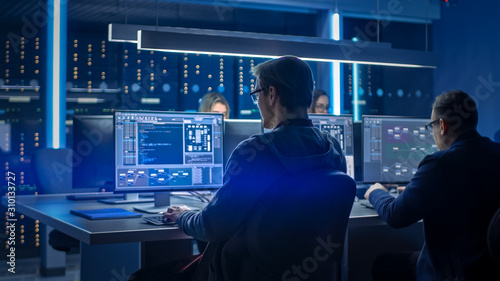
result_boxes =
[309,114,355,179]
[362,115,438,183]
[114,111,224,193]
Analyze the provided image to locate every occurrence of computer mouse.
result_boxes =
[162,217,176,225]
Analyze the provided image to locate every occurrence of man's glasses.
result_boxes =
[425,119,440,133]
[249,88,263,104]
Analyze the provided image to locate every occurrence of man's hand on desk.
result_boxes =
[163,205,192,223]
[364,183,389,200]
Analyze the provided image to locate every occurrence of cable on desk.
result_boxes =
[189,191,211,203]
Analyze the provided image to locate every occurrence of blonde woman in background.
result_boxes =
[199,92,230,119]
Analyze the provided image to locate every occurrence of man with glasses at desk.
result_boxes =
[130,56,350,281]
[365,90,500,281]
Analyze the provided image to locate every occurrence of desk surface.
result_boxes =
[3,194,381,245]
[2,194,210,245]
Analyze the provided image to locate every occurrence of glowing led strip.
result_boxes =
[353,63,360,121]
[331,12,341,115]
[52,0,61,148]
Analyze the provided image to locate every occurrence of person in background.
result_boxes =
[308,88,330,114]
[365,90,500,281]
[198,92,230,119]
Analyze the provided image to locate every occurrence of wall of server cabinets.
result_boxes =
[0,1,434,258]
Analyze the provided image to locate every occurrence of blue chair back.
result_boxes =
[245,170,356,281]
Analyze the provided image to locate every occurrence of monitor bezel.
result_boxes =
[113,110,225,193]
[361,115,433,184]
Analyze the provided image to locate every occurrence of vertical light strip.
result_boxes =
[330,12,342,115]
[52,1,60,148]
[46,0,67,148]
[47,0,54,148]
[352,36,360,121]
[333,62,341,115]
[353,63,360,121]
[332,13,340,41]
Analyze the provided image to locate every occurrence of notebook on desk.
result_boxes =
[70,208,143,220]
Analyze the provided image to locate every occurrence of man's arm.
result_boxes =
[365,155,443,228]
[172,138,281,242]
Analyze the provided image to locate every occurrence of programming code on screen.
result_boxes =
[138,123,184,165]
[114,112,224,191]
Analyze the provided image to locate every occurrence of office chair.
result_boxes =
[32,148,80,252]
[487,206,500,264]
[244,170,356,281]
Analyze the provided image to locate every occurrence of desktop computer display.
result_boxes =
[223,119,262,168]
[362,115,438,183]
[309,114,355,178]
[72,115,115,191]
[114,111,224,193]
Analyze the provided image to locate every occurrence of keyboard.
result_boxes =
[67,193,124,201]
[359,201,374,209]
[142,215,176,226]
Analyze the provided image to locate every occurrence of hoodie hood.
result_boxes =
[259,125,346,175]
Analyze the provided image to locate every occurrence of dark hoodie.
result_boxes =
[177,119,346,281]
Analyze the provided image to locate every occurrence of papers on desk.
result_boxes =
[70,208,143,220]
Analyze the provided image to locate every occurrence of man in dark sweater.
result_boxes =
[160,56,350,281]
[365,90,500,281]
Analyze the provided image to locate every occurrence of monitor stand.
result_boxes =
[133,192,172,214]
[98,193,154,204]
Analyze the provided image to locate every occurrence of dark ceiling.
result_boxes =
[0,0,319,36]
[1,1,231,28]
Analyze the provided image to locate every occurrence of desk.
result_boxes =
[3,195,423,281]
[2,194,207,281]
[346,200,424,281]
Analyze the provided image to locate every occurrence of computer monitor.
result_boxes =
[362,115,438,184]
[72,115,115,191]
[223,119,262,168]
[112,111,224,212]
[309,114,355,179]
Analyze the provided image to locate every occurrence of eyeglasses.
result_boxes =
[249,88,263,104]
[315,104,331,112]
[425,119,440,133]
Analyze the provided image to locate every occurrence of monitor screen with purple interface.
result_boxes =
[362,115,438,184]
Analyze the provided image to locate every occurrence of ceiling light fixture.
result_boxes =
[109,23,438,68]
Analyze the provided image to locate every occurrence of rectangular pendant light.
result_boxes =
[135,28,438,68]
